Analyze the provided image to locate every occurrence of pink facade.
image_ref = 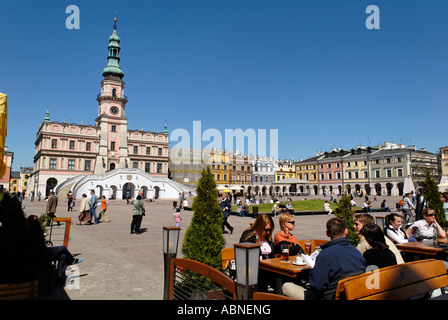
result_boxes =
[317,149,348,195]
[29,21,169,197]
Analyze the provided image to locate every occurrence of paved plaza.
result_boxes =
[20,194,403,300]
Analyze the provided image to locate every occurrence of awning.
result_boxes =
[438,181,448,188]
[403,176,416,194]
[273,177,309,184]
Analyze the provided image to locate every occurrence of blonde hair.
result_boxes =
[278,212,293,234]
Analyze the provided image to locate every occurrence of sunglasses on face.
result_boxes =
[286,220,296,225]
[264,228,272,232]
[426,214,435,217]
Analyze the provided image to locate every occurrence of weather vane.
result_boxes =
[114,10,119,29]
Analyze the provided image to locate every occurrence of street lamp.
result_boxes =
[162,226,181,300]
[233,242,260,300]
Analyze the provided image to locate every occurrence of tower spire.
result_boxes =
[102,15,125,79]
[44,106,50,122]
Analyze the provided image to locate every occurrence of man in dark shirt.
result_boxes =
[220,194,233,234]
[282,217,366,300]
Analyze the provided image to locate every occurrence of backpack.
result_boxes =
[398,199,404,206]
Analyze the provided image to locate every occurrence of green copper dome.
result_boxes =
[102,19,125,79]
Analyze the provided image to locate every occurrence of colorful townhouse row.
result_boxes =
[170,142,442,197]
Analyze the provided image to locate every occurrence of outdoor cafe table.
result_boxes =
[259,255,310,294]
[395,239,446,259]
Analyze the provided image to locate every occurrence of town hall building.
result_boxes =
[28,18,194,200]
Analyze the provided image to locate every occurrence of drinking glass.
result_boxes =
[281,244,290,262]
[304,240,312,255]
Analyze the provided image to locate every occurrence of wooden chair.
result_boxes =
[0,281,39,300]
[48,217,71,248]
[297,239,328,253]
[253,292,296,300]
[221,247,236,279]
[336,259,448,300]
[221,247,235,271]
[168,258,237,300]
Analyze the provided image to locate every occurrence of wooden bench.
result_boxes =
[335,259,448,300]
[253,292,296,300]
[0,281,39,300]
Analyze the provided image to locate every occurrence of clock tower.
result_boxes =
[94,17,129,174]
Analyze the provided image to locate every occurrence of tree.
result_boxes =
[181,166,225,269]
[423,169,446,225]
[335,196,359,246]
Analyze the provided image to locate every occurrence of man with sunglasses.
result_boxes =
[406,208,446,240]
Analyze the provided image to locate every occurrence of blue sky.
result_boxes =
[1,0,447,170]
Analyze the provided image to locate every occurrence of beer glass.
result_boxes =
[281,244,290,262]
[304,240,312,255]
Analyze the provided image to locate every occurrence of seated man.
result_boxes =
[282,218,366,300]
[362,201,374,213]
[286,200,294,214]
[236,204,249,217]
[324,200,333,215]
[271,202,280,217]
[380,200,391,212]
[354,213,404,264]
[278,201,287,213]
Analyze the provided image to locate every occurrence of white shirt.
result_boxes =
[410,220,437,239]
[385,226,408,244]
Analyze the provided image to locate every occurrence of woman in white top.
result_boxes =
[384,213,413,244]
[406,208,446,239]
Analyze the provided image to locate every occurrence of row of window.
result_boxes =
[297,158,404,171]
[50,138,166,157]
[211,164,251,171]
[47,158,164,173]
[51,139,92,151]
[306,167,404,181]
[213,174,251,182]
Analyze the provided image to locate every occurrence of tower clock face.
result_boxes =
[110,106,119,115]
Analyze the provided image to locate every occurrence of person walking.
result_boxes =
[98,195,110,223]
[174,207,182,229]
[77,193,92,225]
[131,195,144,234]
[402,193,416,225]
[46,191,58,225]
[90,190,99,224]
[67,191,74,211]
[220,193,233,234]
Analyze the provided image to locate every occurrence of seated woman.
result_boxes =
[240,214,275,260]
[273,212,304,256]
[239,214,276,292]
[236,203,249,217]
[384,213,415,244]
[406,208,447,240]
[360,223,397,269]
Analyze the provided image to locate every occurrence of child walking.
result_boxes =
[98,195,110,223]
[174,207,182,229]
